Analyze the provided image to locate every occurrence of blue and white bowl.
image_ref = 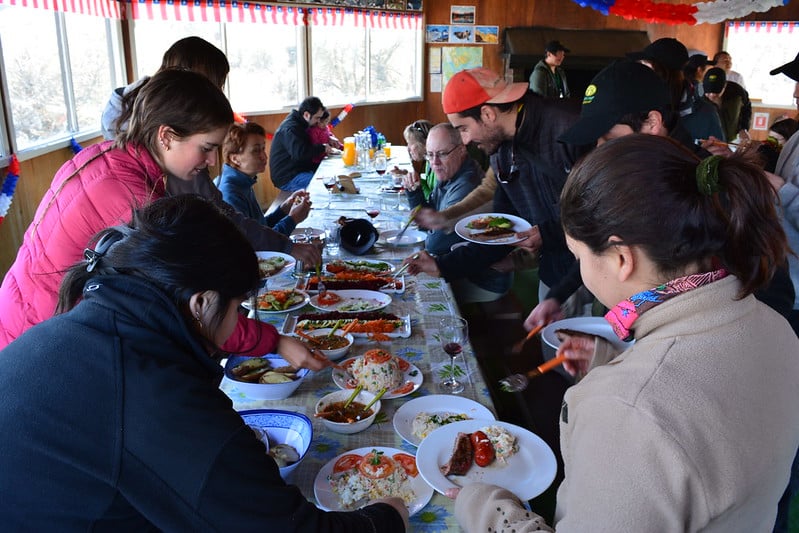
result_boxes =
[240,409,313,479]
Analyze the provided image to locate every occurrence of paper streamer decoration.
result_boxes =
[0,155,21,228]
[571,0,789,25]
[70,138,83,154]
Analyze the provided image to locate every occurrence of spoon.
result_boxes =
[510,324,544,355]
[499,354,570,392]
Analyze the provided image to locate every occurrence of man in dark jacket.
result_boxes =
[529,40,571,99]
[404,67,588,304]
[269,96,332,191]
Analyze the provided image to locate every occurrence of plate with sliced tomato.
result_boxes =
[241,289,310,313]
[332,355,422,399]
[313,446,433,516]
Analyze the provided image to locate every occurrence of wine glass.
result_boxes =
[374,151,388,176]
[323,176,337,208]
[439,316,468,394]
[364,197,381,226]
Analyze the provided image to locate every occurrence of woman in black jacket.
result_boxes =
[0,195,407,532]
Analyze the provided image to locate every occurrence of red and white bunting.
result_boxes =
[0,0,121,18]
[727,20,798,34]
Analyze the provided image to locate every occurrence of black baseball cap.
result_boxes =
[545,40,570,54]
[627,37,689,71]
[686,54,716,70]
[559,60,671,146]
[703,67,727,94]
[770,52,799,81]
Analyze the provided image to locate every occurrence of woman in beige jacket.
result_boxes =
[452,135,799,532]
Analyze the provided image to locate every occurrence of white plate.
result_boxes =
[255,251,295,278]
[416,420,557,501]
[542,317,633,353]
[333,356,423,399]
[380,229,427,246]
[314,446,433,516]
[241,289,310,314]
[309,289,392,313]
[393,395,496,447]
[454,213,533,245]
[283,314,412,338]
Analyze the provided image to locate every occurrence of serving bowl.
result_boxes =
[314,389,381,434]
[301,328,354,361]
[240,409,313,479]
[224,355,308,400]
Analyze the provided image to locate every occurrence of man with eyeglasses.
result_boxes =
[403,67,587,307]
[405,123,483,259]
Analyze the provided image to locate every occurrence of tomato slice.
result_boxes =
[392,453,418,477]
[333,454,363,474]
[318,292,342,306]
[327,264,346,273]
[396,358,410,371]
[358,451,396,479]
[392,381,415,395]
[364,349,392,364]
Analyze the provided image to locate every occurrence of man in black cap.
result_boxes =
[529,40,570,99]
[702,67,751,143]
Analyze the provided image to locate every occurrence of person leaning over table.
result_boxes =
[0,195,409,532]
[269,96,333,192]
[449,134,799,532]
[402,67,589,304]
[525,60,795,330]
[405,123,483,256]
[101,36,230,141]
[0,69,326,368]
[214,121,311,235]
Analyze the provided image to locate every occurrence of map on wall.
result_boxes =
[441,46,483,86]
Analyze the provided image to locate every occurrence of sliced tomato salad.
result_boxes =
[317,292,342,306]
[358,450,395,479]
[392,381,415,395]
[396,358,410,371]
[364,349,392,364]
[333,454,363,474]
[392,453,418,478]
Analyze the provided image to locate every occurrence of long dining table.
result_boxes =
[221,149,497,530]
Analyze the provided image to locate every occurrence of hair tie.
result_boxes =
[83,226,131,272]
[696,155,723,196]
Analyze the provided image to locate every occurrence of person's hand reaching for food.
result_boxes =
[401,250,440,277]
[276,335,334,371]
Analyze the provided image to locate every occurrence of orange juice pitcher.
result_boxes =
[342,137,356,166]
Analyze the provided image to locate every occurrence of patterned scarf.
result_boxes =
[605,269,729,342]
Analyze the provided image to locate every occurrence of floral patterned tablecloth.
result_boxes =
[220,155,496,531]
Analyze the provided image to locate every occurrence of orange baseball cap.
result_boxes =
[442,68,529,114]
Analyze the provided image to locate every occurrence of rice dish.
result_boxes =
[329,451,416,508]
[412,412,470,440]
[350,349,402,393]
[481,425,518,463]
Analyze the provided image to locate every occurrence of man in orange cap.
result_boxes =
[404,67,588,306]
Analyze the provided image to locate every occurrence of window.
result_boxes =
[129,7,422,114]
[311,23,422,106]
[724,22,798,107]
[0,5,123,155]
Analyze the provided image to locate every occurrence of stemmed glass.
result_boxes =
[364,197,381,226]
[323,176,338,208]
[439,316,468,394]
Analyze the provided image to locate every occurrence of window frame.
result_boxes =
[0,9,125,162]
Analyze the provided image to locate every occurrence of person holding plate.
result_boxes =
[449,135,799,531]
[0,195,408,531]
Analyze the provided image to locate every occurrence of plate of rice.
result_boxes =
[393,395,496,447]
[314,446,433,516]
[332,350,422,399]
[416,420,557,501]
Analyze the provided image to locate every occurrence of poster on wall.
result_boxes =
[474,26,498,44]
[450,5,475,24]
[440,46,483,88]
[426,25,450,43]
[429,47,442,74]
[449,25,475,44]
[752,112,770,131]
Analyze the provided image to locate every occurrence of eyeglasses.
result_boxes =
[424,145,459,162]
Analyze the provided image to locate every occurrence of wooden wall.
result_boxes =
[3,0,798,279]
